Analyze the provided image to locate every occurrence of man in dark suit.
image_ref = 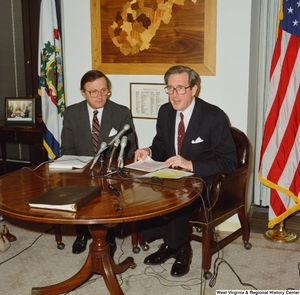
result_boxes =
[134,65,238,277]
[61,70,137,254]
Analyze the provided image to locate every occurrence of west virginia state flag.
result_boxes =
[258,0,300,228]
[38,0,65,159]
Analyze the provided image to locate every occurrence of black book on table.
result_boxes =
[27,186,101,212]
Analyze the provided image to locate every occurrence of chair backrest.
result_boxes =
[230,126,249,168]
[190,127,251,278]
[193,126,250,225]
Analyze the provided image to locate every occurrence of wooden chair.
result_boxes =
[131,222,149,253]
[54,222,149,252]
[189,126,252,279]
[54,225,65,250]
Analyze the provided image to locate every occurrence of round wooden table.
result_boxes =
[0,161,202,295]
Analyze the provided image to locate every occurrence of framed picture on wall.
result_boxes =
[5,97,35,125]
[90,0,217,75]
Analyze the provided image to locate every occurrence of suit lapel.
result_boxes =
[99,100,113,143]
[181,99,202,155]
[77,102,94,153]
[167,108,176,156]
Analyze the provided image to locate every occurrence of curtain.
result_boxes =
[253,0,280,206]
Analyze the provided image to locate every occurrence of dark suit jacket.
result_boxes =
[61,99,137,158]
[150,97,238,184]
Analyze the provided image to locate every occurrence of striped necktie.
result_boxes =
[177,112,185,155]
[92,110,100,155]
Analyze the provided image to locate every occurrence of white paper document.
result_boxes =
[49,155,93,169]
[125,156,166,172]
[125,156,194,179]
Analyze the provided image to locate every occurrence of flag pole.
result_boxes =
[264,220,298,243]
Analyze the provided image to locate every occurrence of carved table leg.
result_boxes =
[32,224,135,295]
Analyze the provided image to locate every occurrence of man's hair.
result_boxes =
[80,70,110,90]
[164,65,200,89]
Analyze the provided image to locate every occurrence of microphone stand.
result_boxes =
[117,164,124,175]
[117,136,127,175]
[98,153,105,175]
[99,153,105,168]
[117,156,125,175]
[107,139,120,173]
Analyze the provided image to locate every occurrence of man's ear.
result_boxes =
[80,90,87,99]
[191,85,198,96]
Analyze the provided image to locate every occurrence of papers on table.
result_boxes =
[49,155,93,170]
[125,156,166,172]
[125,156,194,179]
[140,168,194,179]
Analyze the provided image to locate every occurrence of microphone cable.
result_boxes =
[87,166,259,293]
[188,178,258,294]
[208,257,258,290]
[115,171,258,293]
[0,225,55,266]
[21,159,53,171]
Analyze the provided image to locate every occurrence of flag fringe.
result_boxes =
[258,173,300,228]
[43,139,57,160]
[268,204,300,229]
[258,174,298,201]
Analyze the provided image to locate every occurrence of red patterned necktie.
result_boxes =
[92,110,100,156]
[177,112,185,155]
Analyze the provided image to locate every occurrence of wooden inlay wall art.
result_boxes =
[90,0,216,75]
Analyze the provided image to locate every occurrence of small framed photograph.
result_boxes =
[5,97,35,125]
[130,83,169,119]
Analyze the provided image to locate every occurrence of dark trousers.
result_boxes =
[141,186,208,249]
[142,212,190,249]
[75,225,90,237]
[75,225,115,241]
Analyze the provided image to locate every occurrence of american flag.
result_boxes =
[258,0,300,229]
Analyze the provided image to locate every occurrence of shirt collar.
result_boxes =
[177,97,195,119]
[87,102,104,118]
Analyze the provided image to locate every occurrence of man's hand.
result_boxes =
[165,155,193,171]
[134,148,151,162]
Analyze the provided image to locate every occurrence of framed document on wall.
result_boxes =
[130,83,168,119]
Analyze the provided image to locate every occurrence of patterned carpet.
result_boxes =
[0,215,299,295]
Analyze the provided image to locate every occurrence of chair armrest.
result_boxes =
[208,164,249,210]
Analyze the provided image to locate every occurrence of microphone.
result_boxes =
[117,136,127,172]
[107,139,121,172]
[107,124,130,146]
[89,142,108,171]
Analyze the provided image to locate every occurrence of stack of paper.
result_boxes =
[125,156,194,179]
[125,156,166,172]
[49,155,93,169]
[140,168,194,179]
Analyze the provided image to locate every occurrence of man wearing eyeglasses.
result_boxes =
[61,70,137,255]
[134,65,237,277]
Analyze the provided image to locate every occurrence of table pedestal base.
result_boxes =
[32,224,135,295]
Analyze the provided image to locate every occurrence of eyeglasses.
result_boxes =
[164,85,190,95]
[85,88,109,97]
